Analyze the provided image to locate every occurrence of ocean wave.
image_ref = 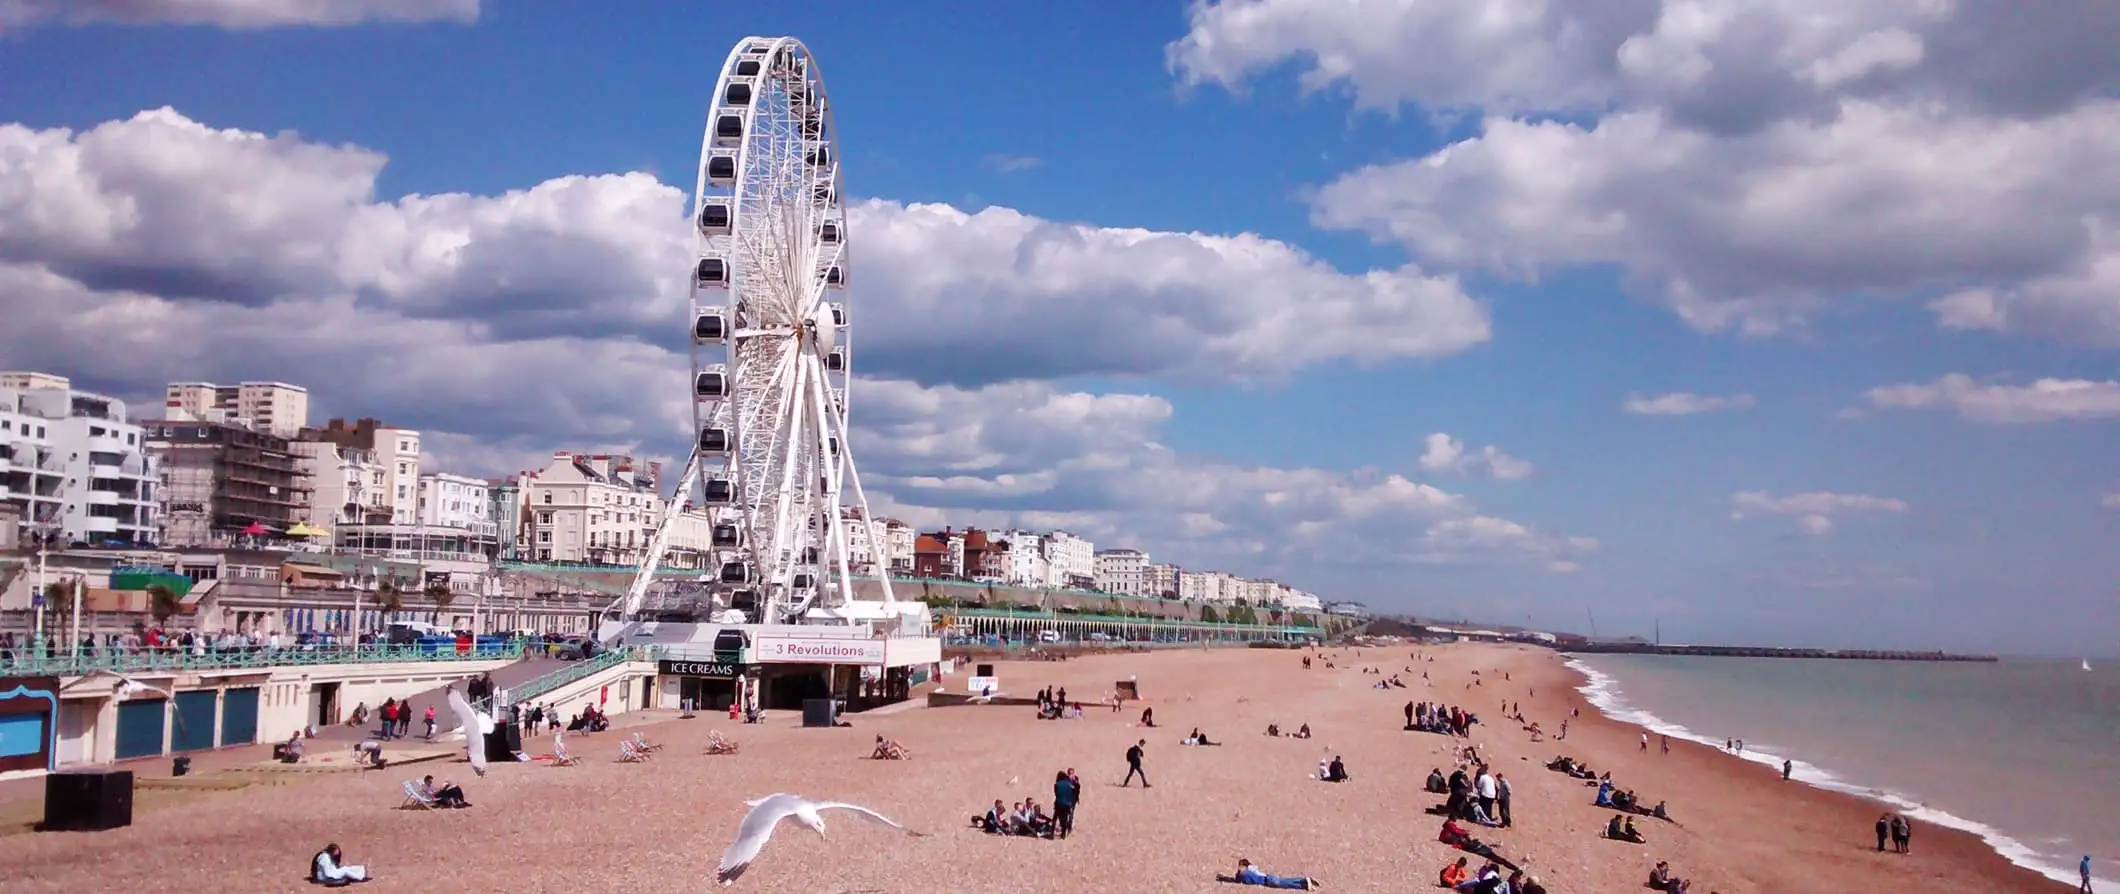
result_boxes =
[1564,657,2101,888]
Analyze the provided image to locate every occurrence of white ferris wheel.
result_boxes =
[674,35,896,625]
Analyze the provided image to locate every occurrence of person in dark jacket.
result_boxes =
[1052,768,1081,838]
[1122,739,1150,787]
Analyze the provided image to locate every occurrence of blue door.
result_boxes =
[114,699,167,760]
[172,691,217,752]
[219,688,259,747]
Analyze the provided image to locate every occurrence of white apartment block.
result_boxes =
[1041,530,1095,589]
[522,452,662,565]
[987,530,1047,587]
[1178,570,1213,602]
[1094,548,1150,596]
[1281,589,1324,612]
[0,377,157,546]
[165,380,310,438]
[418,473,493,532]
[1145,562,1178,599]
[306,418,421,523]
[838,507,891,575]
[1243,577,1277,606]
[881,518,915,573]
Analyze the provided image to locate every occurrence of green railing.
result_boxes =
[0,639,528,678]
[507,646,658,704]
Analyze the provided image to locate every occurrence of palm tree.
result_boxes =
[145,582,182,626]
[425,583,456,623]
[44,580,76,641]
[374,580,405,616]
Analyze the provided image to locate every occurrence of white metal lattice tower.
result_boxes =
[678,35,894,624]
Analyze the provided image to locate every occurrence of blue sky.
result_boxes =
[2,1,2117,655]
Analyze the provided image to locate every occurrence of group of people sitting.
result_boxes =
[1438,855,1545,894]
[1316,755,1350,782]
[1431,765,1505,828]
[1263,723,1312,738]
[1407,701,1477,737]
[1593,777,1671,821]
[566,704,610,733]
[973,798,1056,838]
[1647,860,1696,892]
[870,735,910,760]
[1603,813,1648,843]
[1034,687,1081,720]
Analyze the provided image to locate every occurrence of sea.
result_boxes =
[1568,654,2117,888]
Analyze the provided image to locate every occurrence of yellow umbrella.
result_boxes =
[285,523,325,537]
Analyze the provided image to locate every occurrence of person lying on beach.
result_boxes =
[1184,728,1221,746]
[870,735,910,760]
[1438,819,1521,871]
[1294,724,1312,738]
[1221,857,1321,890]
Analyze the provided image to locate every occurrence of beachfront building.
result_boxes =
[992,530,1051,588]
[164,380,310,438]
[1042,530,1095,589]
[1279,587,1324,612]
[1094,548,1150,596]
[305,418,421,523]
[289,438,385,541]
[0,375,158,547]
[1145,562,1178,599]
[146,419,311,547]
[879,518,915,572]
[520,452,663,565]
[488,478,525,560]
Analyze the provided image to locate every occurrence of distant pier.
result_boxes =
[1557,642,1998,662]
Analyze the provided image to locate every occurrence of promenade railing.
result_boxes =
[505,646,660,705]
[0,638,529,679]
[946,606,1320,638]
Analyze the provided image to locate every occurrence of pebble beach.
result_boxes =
[0,642,2071,892]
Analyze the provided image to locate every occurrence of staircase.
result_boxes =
[505,646,651,705]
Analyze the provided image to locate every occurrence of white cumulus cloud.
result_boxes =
[1730,490,1909,536]
[1417,433,1535,480]
[1861,374,2120,423]
[1623,392,1756,416]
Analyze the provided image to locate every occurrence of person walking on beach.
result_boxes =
[1122,739,1150,787]
[1890,814,1911,854]
[1781,759,1792,781]
[2080,854,2093,893]
[1639,732,1649,752]
[1660,735,1669,755]
[1875,814,1891,852]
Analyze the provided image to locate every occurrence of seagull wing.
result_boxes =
[718,793,803,886]
[815,801,928,837]
[446,688,488,776]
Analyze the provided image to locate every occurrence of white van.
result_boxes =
[1037,629,1062,643]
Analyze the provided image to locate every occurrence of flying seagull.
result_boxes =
[716,793,927,886]
[446,686,491,777]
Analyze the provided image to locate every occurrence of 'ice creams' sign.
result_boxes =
[755,635,887,664]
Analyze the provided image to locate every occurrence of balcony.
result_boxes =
[85,489,120,505]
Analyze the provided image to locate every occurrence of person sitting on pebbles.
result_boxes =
[1606,813,1647,843]
[309,842,374,886]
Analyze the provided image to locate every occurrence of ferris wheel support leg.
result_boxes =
[839,449,896,606]
[766,351,813,620]
[614,450,701,622]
